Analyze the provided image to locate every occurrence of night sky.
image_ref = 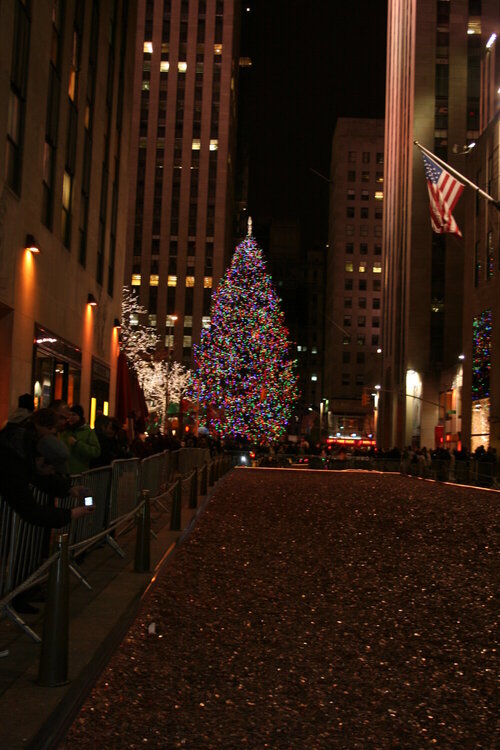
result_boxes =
[238,0,387,248]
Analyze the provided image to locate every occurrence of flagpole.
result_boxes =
[414,140,500,210]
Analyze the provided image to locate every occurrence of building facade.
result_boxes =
[380,0,498,451]
[461,111,499,452]
[125,0,241,369]
[324,118,384,440]
[0,0,137,424]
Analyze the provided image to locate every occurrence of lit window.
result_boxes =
[376,172,383,183]
[192,139,201,150]
[183,335,192,347]
[359,263,367,273]
[131,274,141,286]
[375,191,384,200]
[165,334,174,348]
[186,276,195,287]
[467,20,481,35]
[297,345,302,352]
[142,81,150,91]
[202,316,211,328]
[148,314,157,326]
[62,171,71,210]
[361,189,369,200]
[130,313,139,326]
[149,274,159,286]
[143,42,153,54]
[204,276,213,288]
[214,44,222,55]
[167,275,177,286]
[376,153,384,164]
[362,171,369,182]
[184,315,193,327]
[209,140,218,151]
[312,346,318,354]
[343,335,350,345]
[345,262,353,273]
[178,62,187,72]
[311,374,318,382]
[166,315,177,326]
[373,263,382,273]
[160,61,170,72]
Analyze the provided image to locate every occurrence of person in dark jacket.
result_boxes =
[0,413,93,528]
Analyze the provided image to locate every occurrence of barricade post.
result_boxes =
[200,462,208,496]
[189,470,198,509]
[38,533,70,687]
[170,479,181,531]
[134,490,151,573]
[208,459,215,486]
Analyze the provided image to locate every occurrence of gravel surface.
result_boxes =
[60,469,498,749]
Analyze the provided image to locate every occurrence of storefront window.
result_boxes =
[33,324,81,408]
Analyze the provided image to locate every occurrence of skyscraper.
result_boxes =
[325,118,384,440]
[380,0,498,450]
[0,0,137,423]
[125,0,241,368]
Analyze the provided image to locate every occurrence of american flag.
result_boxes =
[421,152,464,237]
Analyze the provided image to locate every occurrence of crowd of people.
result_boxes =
[0,396,223,631]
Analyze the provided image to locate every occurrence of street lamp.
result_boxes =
[165,315,178,433]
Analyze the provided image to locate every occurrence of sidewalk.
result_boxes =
[0,500,199,750]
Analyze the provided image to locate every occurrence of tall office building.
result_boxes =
[0,0,137,423]
[125,0,241,368]
[324,118,384,439]
[380,0,498,450]
[461,31,499,452]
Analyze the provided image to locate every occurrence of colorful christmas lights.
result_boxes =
[190,234,299,443]
[472,310,492,400]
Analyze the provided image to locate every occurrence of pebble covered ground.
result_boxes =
[60,469,498,749]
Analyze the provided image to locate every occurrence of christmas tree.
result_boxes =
[191,221,298,443]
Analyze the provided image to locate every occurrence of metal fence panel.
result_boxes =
[108,458,141,525]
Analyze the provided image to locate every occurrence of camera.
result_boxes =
[84,496,94,507]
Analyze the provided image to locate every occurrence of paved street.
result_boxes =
[60,469,498,749]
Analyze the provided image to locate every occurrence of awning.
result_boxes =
[115,351,148,425]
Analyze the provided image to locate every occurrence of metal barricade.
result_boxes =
[0,492,50,641]
[106,458,141,557]
[140,451,169,499]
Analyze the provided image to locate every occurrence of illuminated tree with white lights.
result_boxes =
[121,287,191,429]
